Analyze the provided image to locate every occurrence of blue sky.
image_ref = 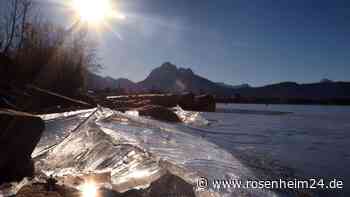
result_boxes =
[38,0,350,86]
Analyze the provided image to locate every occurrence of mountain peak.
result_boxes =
[160,62,177,70]
[138,62,234,95]
[158,62,194,75]
[179,67,194,75]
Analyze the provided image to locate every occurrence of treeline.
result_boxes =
[216,96,350,106]
[0,0,100,97]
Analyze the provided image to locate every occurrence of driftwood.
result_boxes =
[0,84,96,114]
[25,85,94,112]
[105,93,216,112]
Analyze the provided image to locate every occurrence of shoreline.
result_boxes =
[216,99,350,106]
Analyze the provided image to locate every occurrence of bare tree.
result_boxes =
[16,20,100,95]
[18,0,33,49]
[0,0,33,55]
[0,1,100,95]
[2,0,19,54]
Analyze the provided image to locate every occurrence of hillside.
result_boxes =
[235,81,350,99]
[86,72,143,93]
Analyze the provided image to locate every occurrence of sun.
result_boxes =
[72,0,114,24]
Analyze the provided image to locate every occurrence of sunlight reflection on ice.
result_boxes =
[80,181,98,197]
[31,107,280,197]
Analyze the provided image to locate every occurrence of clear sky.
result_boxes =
[36,0,350,86]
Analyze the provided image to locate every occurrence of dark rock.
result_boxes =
[46,175,58,191]
[0,109,44,184]
[16,172,195,197]
[147,172,195,197]
[100,172,195,197]
[16,183,80,197]
[100,188,142,197]
[137,105,181,122]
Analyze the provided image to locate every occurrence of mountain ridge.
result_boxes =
[86,72,143,93]
[87,62,350,100]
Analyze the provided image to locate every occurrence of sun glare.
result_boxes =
[72,0,115,24]
[80,181,98,197]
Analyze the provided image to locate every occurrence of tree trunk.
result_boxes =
[3,0,19,55]
[18,1,29,49]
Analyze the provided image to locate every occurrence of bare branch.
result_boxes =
[3,0,19,54]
